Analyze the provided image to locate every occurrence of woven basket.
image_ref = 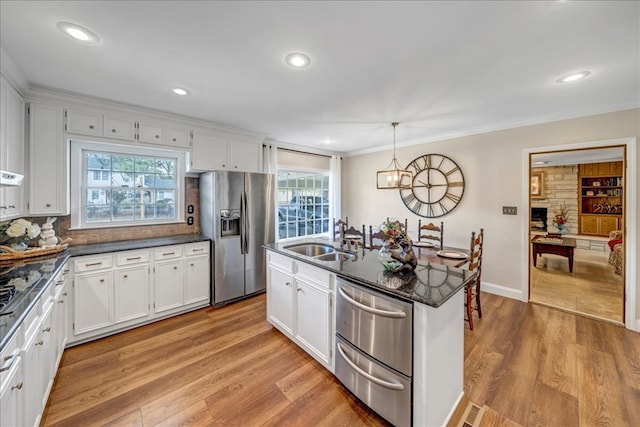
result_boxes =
[0,244,65,261]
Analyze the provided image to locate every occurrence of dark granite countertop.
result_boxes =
[263,238,476,308]
[1,252,70,352]
[67,234,210,257]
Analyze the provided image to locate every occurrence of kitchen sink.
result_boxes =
[284,243,336,257]
[314,251,356,262]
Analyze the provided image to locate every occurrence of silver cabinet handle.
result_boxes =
[58,300,64,304]
[111,128,117,133]
[126,256,141,261]
[85,262,102,267]
[89,125,95,129]
[172,138,177,142]
[46,203,52,207]
[155,135,160,139]
[42,327,51,332]
[99,279,105,283]
[336,343,404,391]
[191,248,204,252]
[35,340,44,346]
[123,275,128,278]
[173,266,178,270]
[162,252,175,256]
[285,282,292,287]
[337,286,406,319]
[0,353,17,373]
[11,382,23,391]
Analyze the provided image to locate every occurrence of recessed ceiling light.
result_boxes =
[556,71,591,83]
[322,138,334,144]
[56,22,99,43]
[285,52,311,68]
[170,86,190,96]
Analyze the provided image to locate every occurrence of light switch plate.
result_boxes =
[503,206,517,215]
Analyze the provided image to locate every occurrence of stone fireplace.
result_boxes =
[531,207,548,231]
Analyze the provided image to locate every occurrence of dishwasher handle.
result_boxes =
[338,286,407,319]
[337,343,404,391]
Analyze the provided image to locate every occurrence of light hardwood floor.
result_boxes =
[530,247,624,324]
[42,292,640,426]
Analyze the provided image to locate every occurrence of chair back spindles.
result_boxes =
[369,225,391,250]
[465,228,484,330]
[418,220,444,250]
[333,217,348,242]
[341,224,365,249]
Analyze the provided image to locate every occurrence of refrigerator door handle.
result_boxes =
[240,191,246,254]
[244,189,250,254]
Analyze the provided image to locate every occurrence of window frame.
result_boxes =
[70,139,186,229]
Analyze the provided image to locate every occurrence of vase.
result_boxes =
[378,241,405,272]
[557,224,567,234]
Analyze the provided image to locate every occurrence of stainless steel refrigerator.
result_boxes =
[200,171,275,307]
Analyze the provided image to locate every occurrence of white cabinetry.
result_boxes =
[52,266,70,369]
[69,242,210,345]
[0,75,25,220]
[114,249,150,323]
[153,246,184,314]
[191,128,262,173]
[266,252,334,369]
[73,254,114,336]
[184,242,211,305]
[103,113,135,141]
[65,108,102,136]
[0,330,23,427]
[28,102,68,215]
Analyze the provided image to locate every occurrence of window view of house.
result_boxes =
[84,151,177,223]
[276,170,330,239]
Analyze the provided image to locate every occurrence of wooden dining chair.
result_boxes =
[341,224,366,249]
[386,217,408,232]
[465,228,484,330]
[417,220,444,250]
[369,225,391,250]
[332,217,348,242]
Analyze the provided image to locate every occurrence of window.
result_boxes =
[71,140,185,228]
[277,170,330,239]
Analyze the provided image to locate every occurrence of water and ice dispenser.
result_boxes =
[219,209,240,237]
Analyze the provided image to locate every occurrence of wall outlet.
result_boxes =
[187,216,194,225]
[503,206,517,215]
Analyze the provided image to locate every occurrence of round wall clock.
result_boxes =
[399,154,465,218]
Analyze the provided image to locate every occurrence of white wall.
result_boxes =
[342,108,639,327]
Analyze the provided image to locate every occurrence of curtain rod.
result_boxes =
[265,145,335,159]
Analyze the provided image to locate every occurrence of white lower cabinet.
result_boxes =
[0,331,23,427]
[266,251,334,370]
[69,242,210,345]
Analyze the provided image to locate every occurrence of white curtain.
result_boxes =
[262,143,278,174]
[329,155,342,224]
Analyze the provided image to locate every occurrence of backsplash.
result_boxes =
[56,177,201,245]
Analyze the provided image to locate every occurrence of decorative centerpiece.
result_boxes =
[1,218,41,251]
[552,204,569,234]
[0,217,69,261]
[377,219,417,273]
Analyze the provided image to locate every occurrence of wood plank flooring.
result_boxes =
[529,248,624,324]
[43,292,640,426]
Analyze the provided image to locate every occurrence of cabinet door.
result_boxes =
[599,216,620,236]
[190,130,228,171]
[22,326,42,427]
[65,109,102,136]
[53,280,69,367]
[295,279,331,364]
[184,255,210,305]
[228,136,261,173]
[137,120,164,144]
[29,102,68,215]
[580,215,599,235]
[115,265,150,322]
[165,126,191,148]
[154,259,184,313]
[74,271,114,334]
[267,267,295,334]
[0,353,23,427]
[38,303,54,412]
[103,114,136,141]
[0,77,25,220]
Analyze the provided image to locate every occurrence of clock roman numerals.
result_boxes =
[399,154,465,218]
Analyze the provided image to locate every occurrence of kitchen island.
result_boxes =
[263,238,476,427]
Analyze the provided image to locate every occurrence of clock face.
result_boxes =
[399,154,465,218]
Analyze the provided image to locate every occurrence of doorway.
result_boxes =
[528,146,626,324]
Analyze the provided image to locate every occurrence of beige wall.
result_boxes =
[342,108,639,325]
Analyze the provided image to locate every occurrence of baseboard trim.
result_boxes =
[481,281,523,301]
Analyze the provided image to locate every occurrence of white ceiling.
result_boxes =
[1,1,638,155]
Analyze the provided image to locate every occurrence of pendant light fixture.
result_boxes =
[376,122,413,189]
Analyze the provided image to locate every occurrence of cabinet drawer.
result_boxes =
[268,251,294,273]
[296,262,333,289]
[116,249,150,266]
[0,328,21,388]
[184,242,209,257]
[74,255,113,272]
[154,246,183,260]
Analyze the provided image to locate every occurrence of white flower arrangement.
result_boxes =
[1,218,42,250]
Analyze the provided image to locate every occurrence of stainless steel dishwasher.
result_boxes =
[335,276,413,427]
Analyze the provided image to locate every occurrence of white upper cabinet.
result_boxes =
[29,102,68,215]
[0,75,25,220]
[137,118,164,144]
[165,124,191,148]
[65,109,102,136]
[103,113,136,141]
[190,128,262,173]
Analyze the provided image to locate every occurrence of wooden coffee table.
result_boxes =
[531,235,577,273]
